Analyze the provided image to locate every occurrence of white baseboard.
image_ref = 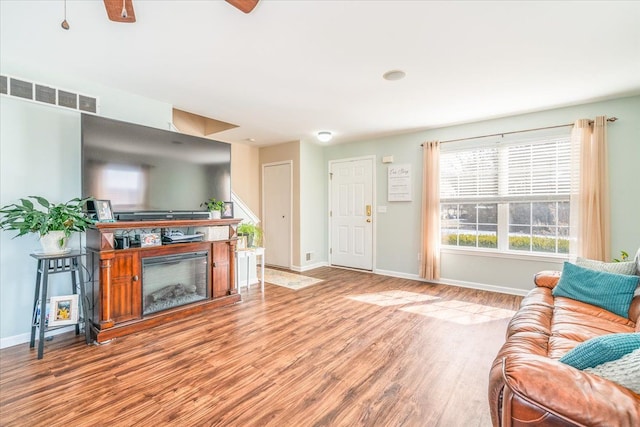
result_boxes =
[290,261,329,272]
[373,269,529,297]
[1,325,76,350]
[374,269,421,280]
[432,278,530,297]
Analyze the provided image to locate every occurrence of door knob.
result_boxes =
[366,218,371,223]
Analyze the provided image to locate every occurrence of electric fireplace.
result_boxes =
[141,251,209,316]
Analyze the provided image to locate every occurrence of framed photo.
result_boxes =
[94,199,114,222]
[140,232,161,247]
[48,295,79,327]
[221,202,234,218]
[237,235,247,250]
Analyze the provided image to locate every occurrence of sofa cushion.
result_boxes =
[547,296,635,359]
[553,262,639,318]
[585,348,640,394]
[558,332,640,370]
[576,257,637,275]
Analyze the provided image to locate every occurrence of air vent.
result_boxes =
[10,78,33,100]
[35,84,56,105]
[58,90,77,109]
[0,76,7,95]
[79,95,97,113]
[0,74,99,114]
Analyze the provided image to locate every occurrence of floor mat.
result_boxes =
[262,268,324,290]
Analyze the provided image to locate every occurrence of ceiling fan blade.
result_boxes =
[225,0,259,14]
[103,0,136,23]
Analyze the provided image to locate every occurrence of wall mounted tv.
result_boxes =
[81,114,231,221]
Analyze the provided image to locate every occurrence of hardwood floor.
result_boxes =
[0,267,522,426]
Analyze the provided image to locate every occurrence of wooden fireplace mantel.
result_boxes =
[85,218,242,343]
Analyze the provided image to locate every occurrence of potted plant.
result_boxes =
[237,222,263,248]
[201,197,225,219]
[0,196,94,254]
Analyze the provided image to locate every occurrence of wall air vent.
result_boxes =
[0,75,7,94]
[35,84,56,105]
[10,78,33,100]
[0,75,99,114]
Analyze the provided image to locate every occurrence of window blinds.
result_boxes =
[440,136,571,203]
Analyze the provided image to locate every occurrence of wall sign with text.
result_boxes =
[388,164,412,202]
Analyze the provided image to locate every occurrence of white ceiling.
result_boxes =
[1,0,639,146]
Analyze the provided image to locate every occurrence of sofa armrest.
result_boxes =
[533,270,561,289]
[501,354,640,427]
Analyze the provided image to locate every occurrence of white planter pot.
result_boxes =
[209,211,222,219]
[39,231,69,254]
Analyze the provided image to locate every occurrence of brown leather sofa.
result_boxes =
[488,271,640,427]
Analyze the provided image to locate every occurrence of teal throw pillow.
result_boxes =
[559,333,640,370]
[553,261,639,318]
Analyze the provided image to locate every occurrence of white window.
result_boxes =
[440,133,571,255]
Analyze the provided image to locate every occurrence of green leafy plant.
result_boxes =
[237,222,263,247]
[613,251,629,262]
[201,198,225,212]
[0,196,94,238]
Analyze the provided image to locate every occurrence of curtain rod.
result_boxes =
[421,117,618,146]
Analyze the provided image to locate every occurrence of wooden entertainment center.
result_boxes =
[85,218,241,343]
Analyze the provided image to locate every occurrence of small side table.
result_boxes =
[30,250,91,359]
[236,247,265,293]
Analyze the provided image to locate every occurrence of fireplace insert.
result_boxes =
[141,251,209,315]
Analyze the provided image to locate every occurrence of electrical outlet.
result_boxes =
[306,252,313,261]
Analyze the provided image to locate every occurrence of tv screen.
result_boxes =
[81,114,231,217]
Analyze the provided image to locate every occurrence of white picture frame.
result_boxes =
[48,295,79,327]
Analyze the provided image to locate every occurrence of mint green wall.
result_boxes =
[0,65,172,344]
[299,140,327,269]
[324,137,423,274]
[324,95,640,292]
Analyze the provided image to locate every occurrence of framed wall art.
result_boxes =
[48,294,79,327]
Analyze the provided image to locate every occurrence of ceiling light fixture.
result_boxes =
[317,131,332,143]
[383,70,406,81]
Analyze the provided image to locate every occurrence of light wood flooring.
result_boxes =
[0,267,522,426]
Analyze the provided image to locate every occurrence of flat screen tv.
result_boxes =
[81,114,231,220]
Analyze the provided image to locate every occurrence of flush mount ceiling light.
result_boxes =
[383,70,406,81]
[317,131,333,142]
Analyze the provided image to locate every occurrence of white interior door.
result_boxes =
[262,162,292,268]
[330,158,374,270]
